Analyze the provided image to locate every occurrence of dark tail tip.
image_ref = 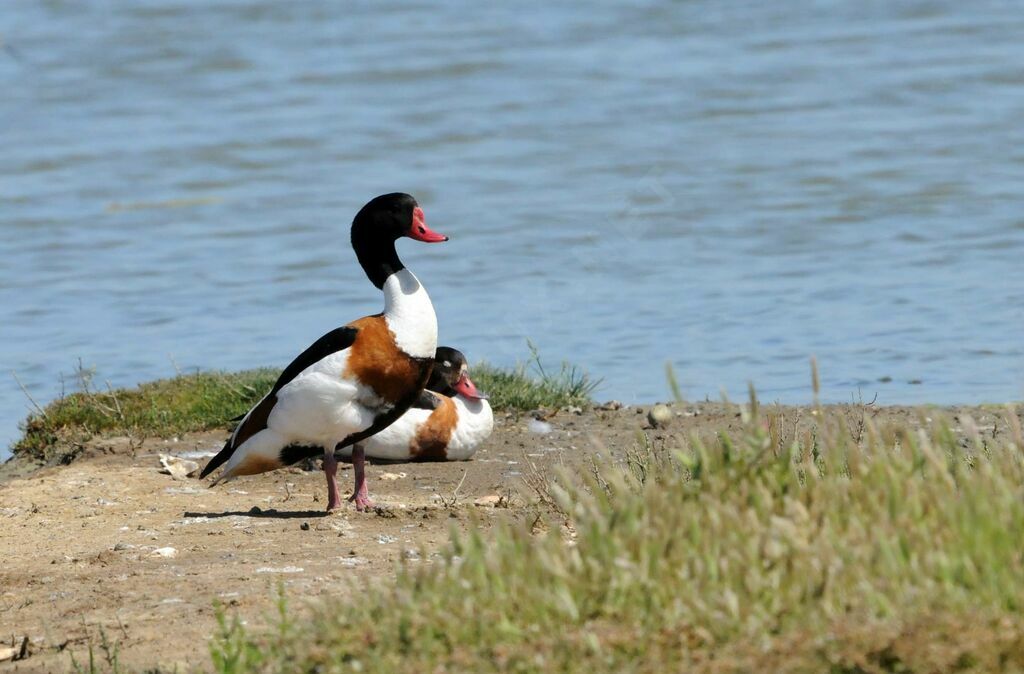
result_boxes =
[199,439,234,479]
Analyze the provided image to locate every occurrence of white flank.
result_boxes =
[270,349,376,445]
[383,269,438,359]
[216,348,378,482]
[446,396,493,460]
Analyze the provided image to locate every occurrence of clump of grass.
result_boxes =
[472,342,598,411]
[69,626,123,674]
[13,365,277,464]
[210,397,1024,672]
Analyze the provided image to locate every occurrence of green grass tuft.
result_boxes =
[472,346,598,411]
[209,399,1024,673]
[13,368,278,464]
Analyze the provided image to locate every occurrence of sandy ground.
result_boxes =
[0,401,1018,672]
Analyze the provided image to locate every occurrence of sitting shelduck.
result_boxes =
[345,346,494,462]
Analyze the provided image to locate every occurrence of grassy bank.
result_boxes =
[12,355,596,465]
[209,399,1024,673]
[13,369,279,464]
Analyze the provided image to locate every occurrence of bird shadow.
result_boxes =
[183,508,328,520]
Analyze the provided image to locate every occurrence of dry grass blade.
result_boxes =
[436,469,468,509]
[11,370,46,418]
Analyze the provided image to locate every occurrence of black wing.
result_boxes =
[200,326,359,479]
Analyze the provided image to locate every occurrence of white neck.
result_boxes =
[383,268,437,359]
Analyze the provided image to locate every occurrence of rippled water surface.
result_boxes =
[2,1,1023,456]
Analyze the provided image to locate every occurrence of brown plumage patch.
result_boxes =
[410,396,459,460]
[343,315,428,403]
[231,454,284,477]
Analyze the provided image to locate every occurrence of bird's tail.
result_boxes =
[202,428,291,485]
[200,437,236,481]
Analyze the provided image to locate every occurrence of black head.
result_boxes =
[427,346,486,399]
[350,193,448,288]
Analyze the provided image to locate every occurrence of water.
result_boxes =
[2,1,1023,458]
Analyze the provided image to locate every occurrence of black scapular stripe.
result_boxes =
[411,389,442,411]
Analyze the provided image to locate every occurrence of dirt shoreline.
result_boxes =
[0,401,1018,672]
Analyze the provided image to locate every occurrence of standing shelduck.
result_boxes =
[345,346,493,463]
[199,193,447,511]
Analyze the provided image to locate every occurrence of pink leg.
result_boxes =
[347,444,374,511]
[324,450,343,512]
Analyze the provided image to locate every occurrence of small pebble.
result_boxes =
[528,419,552,435]
[648,404,672,428]
[300,522,310,531]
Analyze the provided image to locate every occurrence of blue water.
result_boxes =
[2,1,1023,458]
